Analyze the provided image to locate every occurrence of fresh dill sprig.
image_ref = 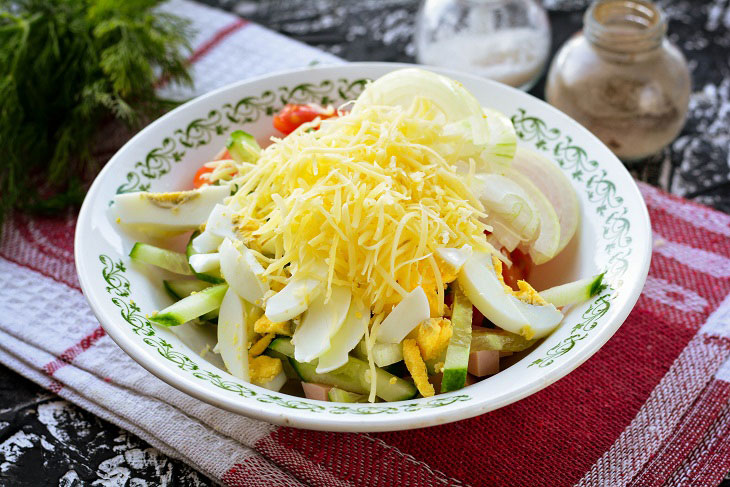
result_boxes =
[0,0,194,226]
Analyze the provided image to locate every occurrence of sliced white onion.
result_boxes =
[504,169,561,265]
[472,173,539,243]
[510,147,580,255]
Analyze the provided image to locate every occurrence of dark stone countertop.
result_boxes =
[1,1,728,485]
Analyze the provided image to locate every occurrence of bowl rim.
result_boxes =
[75,62,652,431]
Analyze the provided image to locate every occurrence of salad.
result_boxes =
[111,68,604,403]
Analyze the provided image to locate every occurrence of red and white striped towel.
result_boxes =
[2,2,730,486]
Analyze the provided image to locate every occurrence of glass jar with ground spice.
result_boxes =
[545,0,690,161]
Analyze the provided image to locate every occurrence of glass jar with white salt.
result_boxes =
[545,0,691,161]
[415,0,551,91]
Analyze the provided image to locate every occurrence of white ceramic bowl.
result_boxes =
[75,63,651,432]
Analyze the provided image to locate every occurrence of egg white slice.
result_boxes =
[292,285,352,363]
[265,263,328,323]
[436,245,473,272]
[193,204,238,253]
[219,238,268,304]
[217,288,251,381]
[316,297,368,373]
[111,184,231,233]
[458,252,530,336]
[189,253,220,273]
[376,287,430,344]
[508,296,563,339]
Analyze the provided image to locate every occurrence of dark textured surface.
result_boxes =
[2,0,729,485]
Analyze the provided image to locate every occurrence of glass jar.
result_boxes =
[545,0,691,161]
[415,0,551,91]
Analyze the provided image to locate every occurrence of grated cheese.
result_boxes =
[230,101,493,316]
[226,100,498,398]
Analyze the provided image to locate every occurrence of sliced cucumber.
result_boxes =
[471,328,535,352]
[163,279,213,300]
[351,340,404,369]
[328,387,366,403]
[226,130,261,163]
[163,279,218,321]
[264,348,298,379]
[270,338,417,401]
[372,342,404,367]
[150,284,228,326]
[289,360,369,395]
[441,285,472,393]
[187,231,225,284]
[539,273,606,308]
[129,243,193,276]
[352,339,368,361]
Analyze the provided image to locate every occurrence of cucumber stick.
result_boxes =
[130,243,192,276]
[539,273,605,308]
[471,328,535,352]
[352,340,404,367]
[186,232,225,284]
[150,284,227,326]
[328,387,366,403]
[264,348,298,379]
[441,285,472,393]
[226,130,261,163]
[268,338,417,402]
[163,279,218,321]
[289,360,369,395]
[163,279,212,300]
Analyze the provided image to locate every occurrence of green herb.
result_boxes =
[0,0,194,226]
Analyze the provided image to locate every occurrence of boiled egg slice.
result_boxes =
[217,288,252,381]
[265,263,327,323]
[219,238,268,304]
[316,297,368,373]
[458,252,564,339]
[192,204,238,253]
[291,285,352,363]
[376,287,430,344]
[111,184,231,234]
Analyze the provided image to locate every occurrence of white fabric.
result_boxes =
[0,258,285,482]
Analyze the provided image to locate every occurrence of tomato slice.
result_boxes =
[192,149,233,188]
[193,165,214,189]
[273,104,336,135]
[502,248,533,290]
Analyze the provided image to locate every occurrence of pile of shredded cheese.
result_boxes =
[229,99,494,321]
